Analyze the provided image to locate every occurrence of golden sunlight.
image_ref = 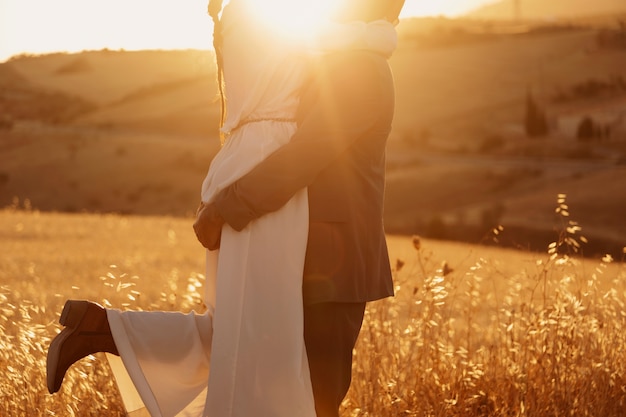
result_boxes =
[0,0,496,62]
[243,0,482,40]
[242,0,336,40]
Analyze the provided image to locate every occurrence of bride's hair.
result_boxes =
[208,0,226,138]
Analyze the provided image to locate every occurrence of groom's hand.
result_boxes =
[193,202,225,250]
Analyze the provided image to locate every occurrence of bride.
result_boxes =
[47,0,402,415]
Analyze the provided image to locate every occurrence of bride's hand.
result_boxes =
[193,202,225,250]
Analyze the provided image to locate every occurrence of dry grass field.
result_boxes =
[1,199,625,416]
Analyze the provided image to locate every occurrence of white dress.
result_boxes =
[106,2,316,416]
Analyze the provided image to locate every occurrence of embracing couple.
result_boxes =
[47,0,405,415]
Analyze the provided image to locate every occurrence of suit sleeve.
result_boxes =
[213,53,390,231]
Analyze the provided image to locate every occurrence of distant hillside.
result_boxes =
[1,23,625,257]
[3,49,220,135]
[0,64,94,124]
[469,0,626,20]
[6,49,216,105]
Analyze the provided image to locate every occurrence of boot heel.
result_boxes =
[59,300,89,328]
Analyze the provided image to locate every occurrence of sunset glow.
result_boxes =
[0,0,496,62]
[244,0,335,40]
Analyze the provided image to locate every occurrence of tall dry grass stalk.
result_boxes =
[1,195,625,416]
[345,195,626,416]
[1,202,205,416]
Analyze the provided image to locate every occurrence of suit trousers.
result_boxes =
[304,301,367,417]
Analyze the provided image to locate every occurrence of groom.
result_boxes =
[194,0,405,415]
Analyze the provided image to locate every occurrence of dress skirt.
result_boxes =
[106,119,316,417]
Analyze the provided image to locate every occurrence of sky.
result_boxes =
[0,0,498,62]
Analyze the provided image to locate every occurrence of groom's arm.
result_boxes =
[212,52,393,231]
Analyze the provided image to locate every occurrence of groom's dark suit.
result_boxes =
[210,49,395,417]
[213,49,395,305]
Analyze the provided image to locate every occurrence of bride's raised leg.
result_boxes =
[47,300,118,394]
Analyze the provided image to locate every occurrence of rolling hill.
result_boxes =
[468,0,626,20]
[1,18,625,257]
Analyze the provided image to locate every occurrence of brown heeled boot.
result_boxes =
[47,300,119,394]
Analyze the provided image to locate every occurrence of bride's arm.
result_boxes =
[212,51,394,231]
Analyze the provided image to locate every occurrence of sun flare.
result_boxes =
[0,0,493,62]
[241,0,336,40]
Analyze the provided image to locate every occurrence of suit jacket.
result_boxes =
[213,50,395,305]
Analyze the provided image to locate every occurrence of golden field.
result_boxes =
[1,202,625,416]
